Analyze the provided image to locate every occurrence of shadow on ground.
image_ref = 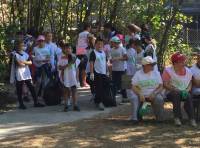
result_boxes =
[0,104,200,148]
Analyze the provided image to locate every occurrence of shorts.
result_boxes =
[77,55,88,70]
[63,85,77,90]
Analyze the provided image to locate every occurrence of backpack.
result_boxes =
[43,75,62,106]
[102,76,117,107]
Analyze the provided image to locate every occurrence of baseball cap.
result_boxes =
[110,36,121,43]
[171,52,186,63]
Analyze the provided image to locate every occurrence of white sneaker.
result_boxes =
[190,119,197,127]
[174,118,182,126]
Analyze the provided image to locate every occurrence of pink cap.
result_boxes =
[37,35,45,41]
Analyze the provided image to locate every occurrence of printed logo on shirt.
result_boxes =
[138,80,157,88]
[172,79,187,90]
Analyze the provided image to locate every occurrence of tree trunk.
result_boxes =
[157,8,178,71]
[109,0,119,24]
[83,0,94,23]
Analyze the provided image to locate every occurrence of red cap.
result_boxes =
[171,52,186,63]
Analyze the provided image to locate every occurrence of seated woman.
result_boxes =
[190,49,200,96]
[162,52,197,127]
[130,56,164,123]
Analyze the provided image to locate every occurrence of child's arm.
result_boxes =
[16,60,26,67]
[58,64,69,70]
[21,60,32,65]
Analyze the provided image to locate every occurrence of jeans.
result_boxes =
[35,63,52,81]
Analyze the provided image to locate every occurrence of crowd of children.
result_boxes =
[9,22,200,127]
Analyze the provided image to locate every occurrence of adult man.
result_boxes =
[162,52,197,127]
[130,56,164,122]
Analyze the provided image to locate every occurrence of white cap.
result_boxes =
[141,56,156,65]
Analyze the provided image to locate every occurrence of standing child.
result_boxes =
[110,36,128,101]
[58,43,80,112]
[10,39,44,109]
[126,39,137,76]
[90,38,107,110]
[144,36,158,70]
[86,34,96,99]
[134,39,144,71]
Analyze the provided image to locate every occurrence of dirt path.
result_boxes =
[1,103,200,148]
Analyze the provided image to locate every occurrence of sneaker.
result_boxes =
[19,104,27,110]
[98,103,105,111]
[73,105,80,111]
[174,118,182,126]
[190,119,197,127]
[34,103,45,107]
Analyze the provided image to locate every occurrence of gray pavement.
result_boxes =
[0,87,123,140]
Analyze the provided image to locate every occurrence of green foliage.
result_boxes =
[0,0,195,81]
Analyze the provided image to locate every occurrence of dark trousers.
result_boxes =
[94,72,105,104]
[77,55,88,86]
[167,91,195,119]
[86,73,95,95]
[16,79,37,106]
[112,71,127,98]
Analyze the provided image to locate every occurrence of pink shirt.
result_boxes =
[76,31,89,55]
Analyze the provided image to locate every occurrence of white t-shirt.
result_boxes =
[33,46,51,67]
[190,64,200,93]
[94,50,107,75]
[57,54,78,87]
[15,51,32,81]
[110,46,127,71]
[126,48,137,76]
[165,66,192,91]
[191,64,200,81]
[132,69,163,96]
[76,31,89,55]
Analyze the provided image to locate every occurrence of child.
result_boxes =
[110,36,128,101]
[58,43,80,112]
[126,39,137,76]
[144,36,158,67]
[134,39,144,71]
[90,38,107,110]
[10,39,44,109]
[33,35,52,98]
[86,34,96,99]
